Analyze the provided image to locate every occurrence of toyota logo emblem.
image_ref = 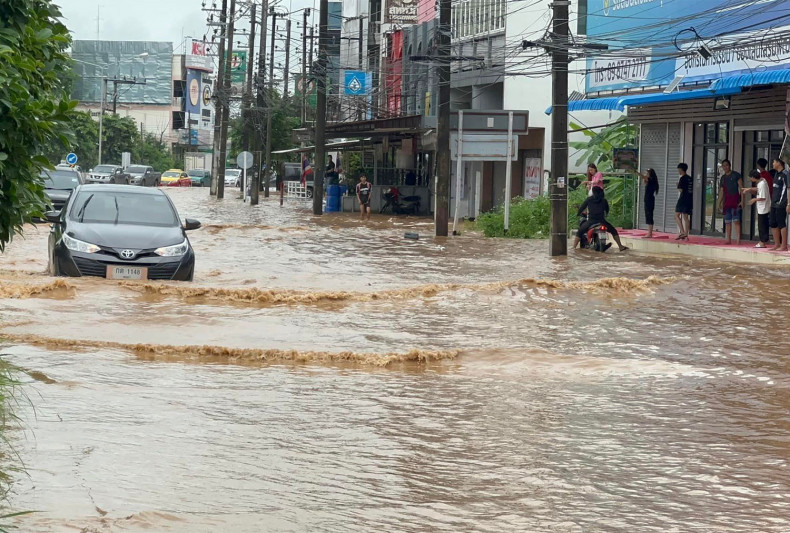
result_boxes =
[120,250,135,259]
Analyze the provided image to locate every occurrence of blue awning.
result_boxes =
[545,86,742,115]
[710,68,790,91]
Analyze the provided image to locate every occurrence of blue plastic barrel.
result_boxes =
[326,185,341,212]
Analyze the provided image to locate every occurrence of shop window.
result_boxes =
[771,129,784,142]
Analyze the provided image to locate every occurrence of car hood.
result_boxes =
[128,172,145,177]
[67,222,185,249]
[45,189,74,202]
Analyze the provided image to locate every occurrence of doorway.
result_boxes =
[742,130,784,239]
[693,122,728,235]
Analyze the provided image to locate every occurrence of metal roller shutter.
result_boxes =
[638,123,681,232]
[662,124,682,233]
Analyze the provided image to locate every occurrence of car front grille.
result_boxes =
[72,256,107,277]
[148,262,180,280]
[72,257,180,280]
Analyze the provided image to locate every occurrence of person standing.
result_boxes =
[640,168,659,238]
[582,163,604,196]
[675,163,693,240]
[718,159,743,245]
[356,174,372,220]
[770,158,788,251]
[743,170,771,248]
[757,158,774,199]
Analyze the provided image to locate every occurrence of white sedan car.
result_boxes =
[224,169,242,187]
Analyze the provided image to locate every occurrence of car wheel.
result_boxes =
[306,187,314,198]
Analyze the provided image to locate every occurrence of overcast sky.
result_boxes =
[58,0,315,52]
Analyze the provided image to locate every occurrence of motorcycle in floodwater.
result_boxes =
[578,215,612,252]
[380,187,421,215]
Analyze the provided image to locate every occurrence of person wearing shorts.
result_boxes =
[356,175,372,221]
[769,158,788,251]
[719,159,743,245]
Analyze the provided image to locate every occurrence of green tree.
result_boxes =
[0,0,74,250]
[100,114,138,165]
[133,132,177,171]
[43,110,99,169]
[569,117,637,172]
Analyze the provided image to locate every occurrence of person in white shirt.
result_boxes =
[743,170,771,248]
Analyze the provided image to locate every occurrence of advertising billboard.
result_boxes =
[385,0,418,25]
[186,69,201,115]
[584,0,790,93]
[186,39,213,72]
[230,50,247,84]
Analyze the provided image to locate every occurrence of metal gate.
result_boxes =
[638,123,681,232]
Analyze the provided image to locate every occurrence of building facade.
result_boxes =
[572,0,790,239]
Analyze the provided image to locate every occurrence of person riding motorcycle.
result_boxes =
[573,186,629,251]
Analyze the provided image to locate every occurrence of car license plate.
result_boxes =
[106,265,147,280]
[598,233,607,242]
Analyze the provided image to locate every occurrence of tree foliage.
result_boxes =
[0,0,73,251]
[569,117,637,172]
[229,92,301,164]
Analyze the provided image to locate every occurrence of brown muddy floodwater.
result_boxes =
[2,188,790,532]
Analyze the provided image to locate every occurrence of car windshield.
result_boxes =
[41,170,80,189]
[127,166,148,174]
[69,191,178,227]
[187,170,204,177]
[162,171,180,177]
[225,169,241,177]
[93,165,116,173]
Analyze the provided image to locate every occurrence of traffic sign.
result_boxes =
[66,152,78,165]
[344,70,366,96]
[236,151,254,169]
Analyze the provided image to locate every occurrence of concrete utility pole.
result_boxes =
[308,25,314,121]
[211,0,229,196]
[313,0,328,215]
[434,0,451,236]
[358,17,364,120]
[217,0,236,199]
[253,0,268,205]
[263,8,277,199]
[242,3,257,153]
[284,18,291,100]
[549,0,570,256]
[98,78,107,165]
[301,9,309,123]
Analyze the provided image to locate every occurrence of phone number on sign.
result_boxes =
[590,57,649,85]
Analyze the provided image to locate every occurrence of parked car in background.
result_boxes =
[56,163,83,176]
[86,165,130,185]
[127,165,161,187]
[45,184,201,281]
[161,169,191,187]
[187,169,211,187]
[40,168,83,211]
[224,168,242,187]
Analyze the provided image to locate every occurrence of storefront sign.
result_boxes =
[523,158,542,199]
[676,36,790,82]
[385,0,418,25]
[186,39,213,72]
[186,69,201,115]
[588,49,651,90]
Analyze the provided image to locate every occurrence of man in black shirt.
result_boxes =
[769,158,789,251]
[573,187,628,251]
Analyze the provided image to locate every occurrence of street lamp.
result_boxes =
[74,58,109,165]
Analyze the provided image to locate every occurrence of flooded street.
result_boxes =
[2,188,790,532]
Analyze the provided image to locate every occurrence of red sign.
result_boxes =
[191,40,206,56]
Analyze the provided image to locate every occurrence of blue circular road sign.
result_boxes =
[66,153,78,165]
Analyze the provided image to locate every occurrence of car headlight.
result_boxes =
[154,239,189,257]
[62,233,100,253]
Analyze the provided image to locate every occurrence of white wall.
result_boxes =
[503,0,617,172]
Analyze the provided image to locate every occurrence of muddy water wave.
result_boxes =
[119,275,678,307]
[0,279,74,299]
[2,334,459,367]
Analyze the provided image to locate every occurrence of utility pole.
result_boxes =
[210,0,229,196]
[313,0,328,215]
[243,3,257,196]
[308,25,314,123]
[434,0,451,236]
[301,10,309,124]
[263,8,277,199]
[98,78,107,165]
[549,0,570,256]
[358,17,364,121]
[252,0,268,205]
[283,18,291,99]
[242,3,257,153]
[217,0,236,200]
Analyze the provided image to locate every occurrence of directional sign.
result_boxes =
[344,70,366,96]
[66,153,78,165]
[236,151,254,170]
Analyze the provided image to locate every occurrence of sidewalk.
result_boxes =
[618,229,790,266]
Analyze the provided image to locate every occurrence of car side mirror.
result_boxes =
[183,218,201,231]
[45,211,61,224]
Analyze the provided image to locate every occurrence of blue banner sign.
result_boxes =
[344,71,367,96]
